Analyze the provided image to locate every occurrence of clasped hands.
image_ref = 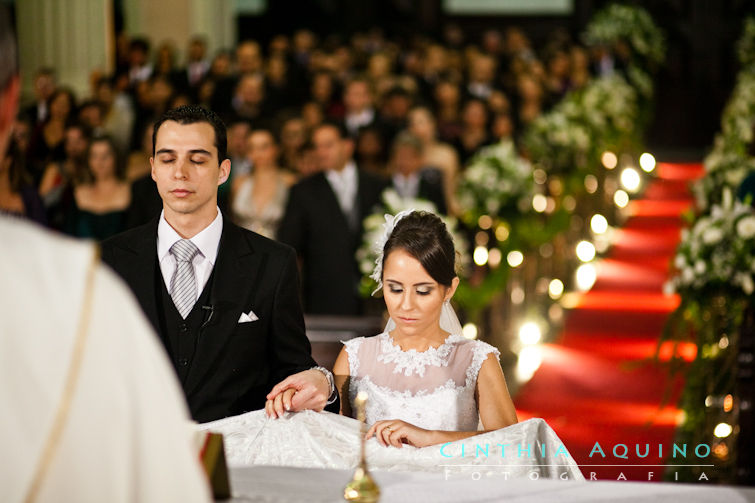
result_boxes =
[265,369,331,418]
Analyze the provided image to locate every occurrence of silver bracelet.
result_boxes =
[312,366,338,405]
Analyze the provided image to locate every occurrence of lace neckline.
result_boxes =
[377,332,464,377]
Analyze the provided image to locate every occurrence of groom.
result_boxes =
[102,105,336,423]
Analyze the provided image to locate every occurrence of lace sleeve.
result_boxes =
[465,340,501,388]
[341,337,365,377]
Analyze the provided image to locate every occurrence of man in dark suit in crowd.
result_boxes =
[102,105,337,423]
[389,131,447,214]
[278,122,387,315]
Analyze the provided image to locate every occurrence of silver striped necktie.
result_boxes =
[169,239,200,319]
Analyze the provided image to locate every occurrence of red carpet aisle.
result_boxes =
[514,162,705,481]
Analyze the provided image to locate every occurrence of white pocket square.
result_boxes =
[238,310,259,323]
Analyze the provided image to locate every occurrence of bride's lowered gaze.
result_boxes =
[333,210,518,448]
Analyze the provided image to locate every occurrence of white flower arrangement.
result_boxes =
[671,189,755,296]
[523,73,639,175]
[737,16,755,70]
[356,189,469,295]
[694,135,755,211]
[583,4,666,66]
[456,140,534,219]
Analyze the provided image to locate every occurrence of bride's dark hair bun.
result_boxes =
[383,211,457,287]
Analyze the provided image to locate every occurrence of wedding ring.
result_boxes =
[384,426,392,434]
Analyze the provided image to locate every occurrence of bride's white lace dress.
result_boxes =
[200,332,584,480]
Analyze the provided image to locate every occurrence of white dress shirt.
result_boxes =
[325,161,358,217]
[344,108,375,136]
[392,172,421,199]
[157,208,223,300]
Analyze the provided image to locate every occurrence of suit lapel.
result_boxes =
[183,219,263,395]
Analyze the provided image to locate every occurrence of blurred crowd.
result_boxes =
[1,25,622,238]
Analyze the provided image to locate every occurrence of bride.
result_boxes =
[202,210,582,480]
[332,210,518,448]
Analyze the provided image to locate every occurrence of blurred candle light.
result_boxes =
[516,346,543,381]
[614,190,629,208]
[723,394,733,412]
[511,286,525,304]
[473,246,489,266]
[576,263,597,291]
[620,167,641,192]
[488,248,502,268]
[519,322,542,345]
[576,241,596,262]
[532,194,547,213]
[462,323,478,340]
[591,214,608,234]
[714,423,733,438]
[478,215,493,230]
[507,250,524,268]
[548,279,564,299]
[584,175,599,194]
[495,224,510,242]
[639,152,656,173]
[601,151,618,169]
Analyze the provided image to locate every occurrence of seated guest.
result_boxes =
[125,122,163,229]
[355,124,388,177]
[407,106,460,215]
[278,115,308,172]
[279,121,387,315]
[342,76,378,139]
[38,122,89,230]
[389,131,447,214]
[0,139,46,225]
[66,135,130,240]
[231,129,295,239]
[453,97,494,166]
[21,67,56,127]
[27,87,76,185]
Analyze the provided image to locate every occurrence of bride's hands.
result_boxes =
[366,420,435,448]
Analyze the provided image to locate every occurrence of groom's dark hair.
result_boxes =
[152,105,228,163]
[383,211,457,287]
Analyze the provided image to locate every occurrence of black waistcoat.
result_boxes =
[155,265,215,384]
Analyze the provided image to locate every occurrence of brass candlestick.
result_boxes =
[343,391,380,502]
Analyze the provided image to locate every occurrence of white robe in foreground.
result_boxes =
[0,217,211,503]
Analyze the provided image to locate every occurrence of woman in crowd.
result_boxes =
[66,135,130,240]
[231,129,295,239]
[407,106,460,215]
[27,87,76,184]
[453,97,494,166]
[0,138,46,225]
[38,122,89,230]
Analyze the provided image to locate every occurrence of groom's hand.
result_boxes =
[265,369,330,418]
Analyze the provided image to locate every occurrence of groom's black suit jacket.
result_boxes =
[101,215,336,423]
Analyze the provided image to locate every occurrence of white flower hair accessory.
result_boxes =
[370,209,415,295]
